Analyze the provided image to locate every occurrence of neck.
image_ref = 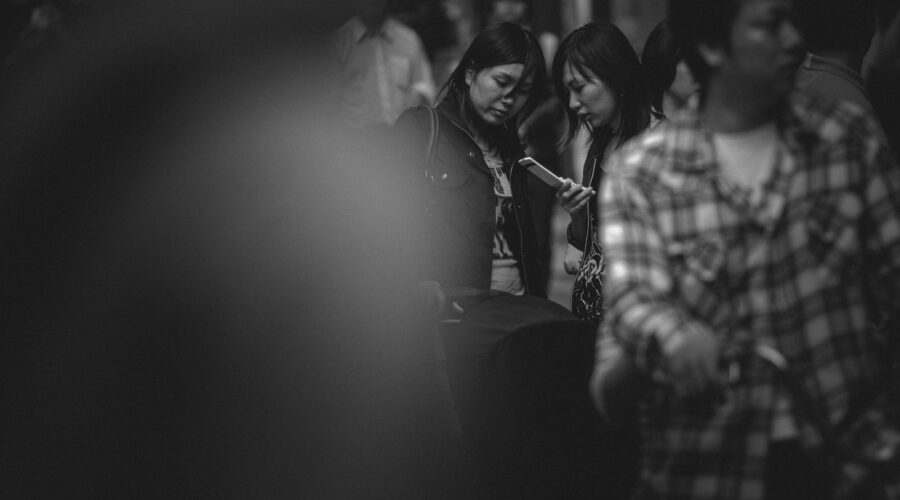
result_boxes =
[663,92,687,118]
[701,80,782,133]
[610,112,622,135]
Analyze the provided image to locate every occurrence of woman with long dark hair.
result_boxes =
[395,22,548,302]
[642,19,698,121]
[552,21,651,321]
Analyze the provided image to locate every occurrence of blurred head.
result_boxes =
[356,0,390,30]
[794,0,875,62]
[552,21,650,147]
[641,19,698,117]
[488,0,528,25]
[669,0,804,101]
[441,22,546,132]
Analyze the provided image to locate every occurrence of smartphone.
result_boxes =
[517,156,564,189]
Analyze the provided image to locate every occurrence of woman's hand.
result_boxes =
[556,179,596,214]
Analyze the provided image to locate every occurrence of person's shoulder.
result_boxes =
[333,17,361,41]
[789,92,882,146]
[606,118,687,178]
[395,105,434,130]
[384,18,424,47]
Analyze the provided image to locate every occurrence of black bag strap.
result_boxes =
[422,105,439,182]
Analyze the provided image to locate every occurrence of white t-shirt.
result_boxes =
[714,122,798,440]
[712,122,779,206]
[478,140,524,296]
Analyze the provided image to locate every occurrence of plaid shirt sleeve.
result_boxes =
[598,148,719,373]
[848,112,900,497]
[860,115,900,329]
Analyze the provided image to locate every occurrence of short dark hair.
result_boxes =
[794,0,875,55]
[551,21,650,148]
[667,0,743,89]
[439,22,547,136]
[641,19,683,116]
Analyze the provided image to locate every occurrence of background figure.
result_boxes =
[866,1,900,156]
[1,0,94,88]
[333,0,436,128]
[794,0,877,116]
[641,18,698,121]
[551,20,651,322]
[0,1,451,497]
[394,22,548,300]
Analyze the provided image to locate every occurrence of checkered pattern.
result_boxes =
[598,93,900,500]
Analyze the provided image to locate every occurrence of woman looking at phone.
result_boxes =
[395,22,548,302]
[552,21,652,321]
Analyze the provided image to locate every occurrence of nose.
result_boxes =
[568,92,580,111]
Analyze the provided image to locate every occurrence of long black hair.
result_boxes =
[552,21,650,151]
[438,22,546,155]
[642,19,683,119]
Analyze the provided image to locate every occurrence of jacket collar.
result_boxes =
[436,96,473,137]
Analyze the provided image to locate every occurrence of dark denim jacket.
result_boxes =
[395,99,546,296]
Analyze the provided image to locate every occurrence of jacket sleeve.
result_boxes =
[392,106,441,284]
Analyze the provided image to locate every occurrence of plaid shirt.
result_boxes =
[598,93,900,500]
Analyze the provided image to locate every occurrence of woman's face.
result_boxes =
[465,63,532,126]
[562,63,620,130]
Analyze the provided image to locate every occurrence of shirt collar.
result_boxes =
[350,16,393,44]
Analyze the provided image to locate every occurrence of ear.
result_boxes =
[697,42,726,68]
[465,68,475,87]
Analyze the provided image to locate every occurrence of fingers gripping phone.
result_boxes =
[517,156,564,189]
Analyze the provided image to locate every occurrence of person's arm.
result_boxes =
[408,35,436,107]
[839,110,900,474]
[598,158,721,398]
[858,112,900,346]
[393,107,444,308]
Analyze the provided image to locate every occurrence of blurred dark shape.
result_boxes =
[868,1,900,156]
[794,0,877,116]
[439,293,639,499]
[393,0,457,62]
[0,1,450,498]
[332,0,436,127]
[794,0,875,57]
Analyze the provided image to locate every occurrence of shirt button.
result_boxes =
[441,173,448,180]
[468,151,476,159]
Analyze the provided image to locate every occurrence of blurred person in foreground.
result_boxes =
[333,0,436,129]
[592,0,900,498]
[0,1,448,498]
